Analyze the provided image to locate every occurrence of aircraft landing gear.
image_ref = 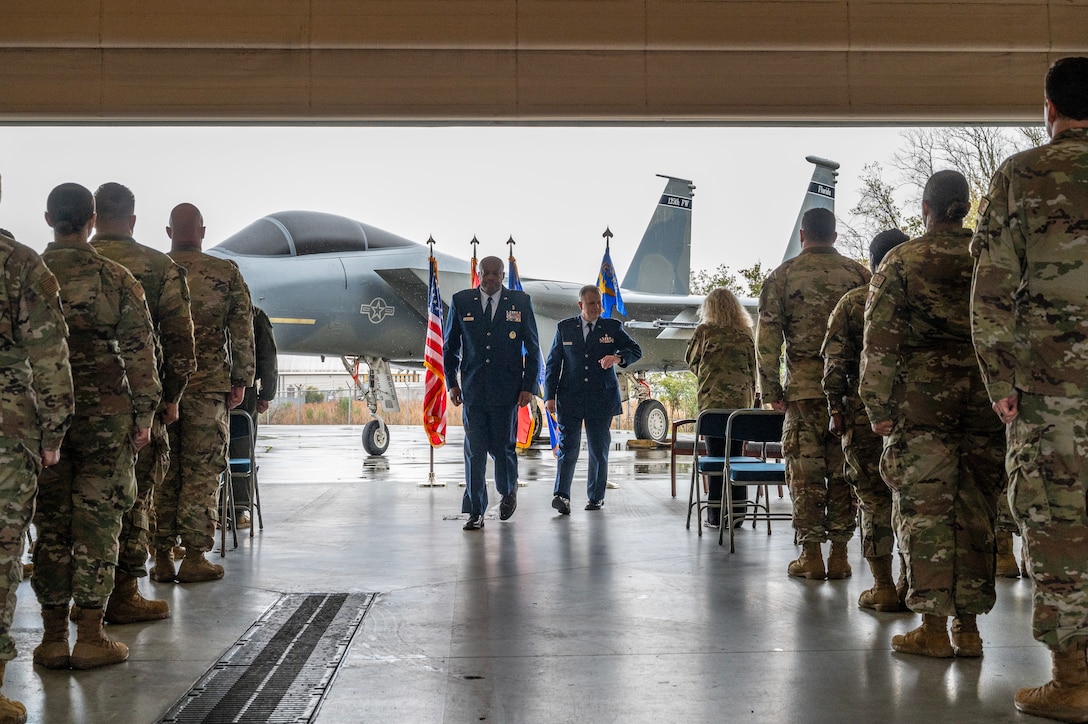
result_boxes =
[362,419,390,456]
[620,372,670,443]
[344,355,401,456]
[633,399,669,443]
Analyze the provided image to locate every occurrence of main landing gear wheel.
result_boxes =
[633,399,669,443]
[362,419,390,456]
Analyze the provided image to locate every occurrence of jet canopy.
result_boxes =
[214,210,418,257]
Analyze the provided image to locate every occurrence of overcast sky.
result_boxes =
[0,125,986,284]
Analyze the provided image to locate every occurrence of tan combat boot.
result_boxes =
[787,542,826,580]
[826,540,852,580]
[1015,639,1088,722]
[70,607,128,670]
[33,604,71,669]
[892,614,954,658]
[0,661,27,724]
[149,549,176,583]
[858,555,900,612]
[104,571,170,624]
[951,614,983,658]
[176,551,224,583]
[996,531,1021,578]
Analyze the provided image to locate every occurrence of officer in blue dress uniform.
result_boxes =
[444,256,540,530]
[544,285,642,513]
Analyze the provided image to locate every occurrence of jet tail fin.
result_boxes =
[620,175,694,296]
[781,156,840,263]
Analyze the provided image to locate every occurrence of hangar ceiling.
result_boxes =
[1,1,1083,123]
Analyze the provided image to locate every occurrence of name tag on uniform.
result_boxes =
[599,334,614,344]
[563,341,573,346]
[463,314,475,322]
[506,310,522,323]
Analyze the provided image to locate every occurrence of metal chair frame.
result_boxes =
[228,409,263,538]
[720,409,789,551]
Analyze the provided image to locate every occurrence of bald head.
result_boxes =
[167,203,206,251]
[478,255,505,295]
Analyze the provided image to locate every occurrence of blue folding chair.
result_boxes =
[686,408,762,537]
[228,409,263,538]
[721,409,788,551]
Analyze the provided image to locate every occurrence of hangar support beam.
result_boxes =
[0,2,1081,123]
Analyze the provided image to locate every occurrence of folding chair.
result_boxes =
[216,470,238,557]
[669,417,698,498]
[228,409,263,538]
[721,409,788,552]
[686,408,760,536]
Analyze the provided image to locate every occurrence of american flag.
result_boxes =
[423,255,446,447]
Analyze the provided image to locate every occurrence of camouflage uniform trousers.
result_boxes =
[155,392,227,554]
[879,415,1004,617]
[0,439,41,661]
[32,415,136,608]
[115,416,169,577]
[783,398,856,545]
[1007,393,1088,650]
[842,408,897,558]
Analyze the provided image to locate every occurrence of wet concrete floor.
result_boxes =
[9,424,1050,723]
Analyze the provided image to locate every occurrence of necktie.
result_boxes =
[585,321,593,339]
[484,295,493,323]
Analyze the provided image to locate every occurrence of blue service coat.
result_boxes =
[544,315,642,418]
[443,286,541,407]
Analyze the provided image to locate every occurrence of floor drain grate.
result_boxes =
[158,592,375,724]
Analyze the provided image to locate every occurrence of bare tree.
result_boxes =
[848,125,1044,248]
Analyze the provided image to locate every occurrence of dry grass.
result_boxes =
[264,397,654,431]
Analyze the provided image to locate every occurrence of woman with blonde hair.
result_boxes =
[685,286,757,527]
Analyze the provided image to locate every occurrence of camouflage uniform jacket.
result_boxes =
[685,322,756,410]
[859,228,976,424]
[821,286,866,417]
[757,246,871,403]
[971,127,1088,401]
[0,231,74,448]
[41,239,160,427]
[168,250,255,393]
[253,306,278,402]
[91,234,196,407]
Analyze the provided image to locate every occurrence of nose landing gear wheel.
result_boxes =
[362,419,390,455]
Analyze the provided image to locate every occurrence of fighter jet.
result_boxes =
[208,156,839,455]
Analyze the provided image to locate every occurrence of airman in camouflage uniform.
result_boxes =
[971,57,1088,721]
[87,182,196,624]
[860,170,1004,661]
[152,203,254,584]
[821,228,908,612]
[33,183,160,671]
[231,305,277,525]
[0,175,73,719]
[686,286,757,527]
[757,208,870,581]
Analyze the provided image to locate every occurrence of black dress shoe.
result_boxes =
[551,495,571,515]
[585,500,604,511]
[463,515,484,530]
[499,494,517,521]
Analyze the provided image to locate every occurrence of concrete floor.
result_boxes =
[9,424,1054,723]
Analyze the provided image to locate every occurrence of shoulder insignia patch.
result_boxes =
[39,271,60,296]
[870,273,886,289]
[977,197,990,216]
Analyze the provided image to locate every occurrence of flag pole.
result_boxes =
[420,235,446,487]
